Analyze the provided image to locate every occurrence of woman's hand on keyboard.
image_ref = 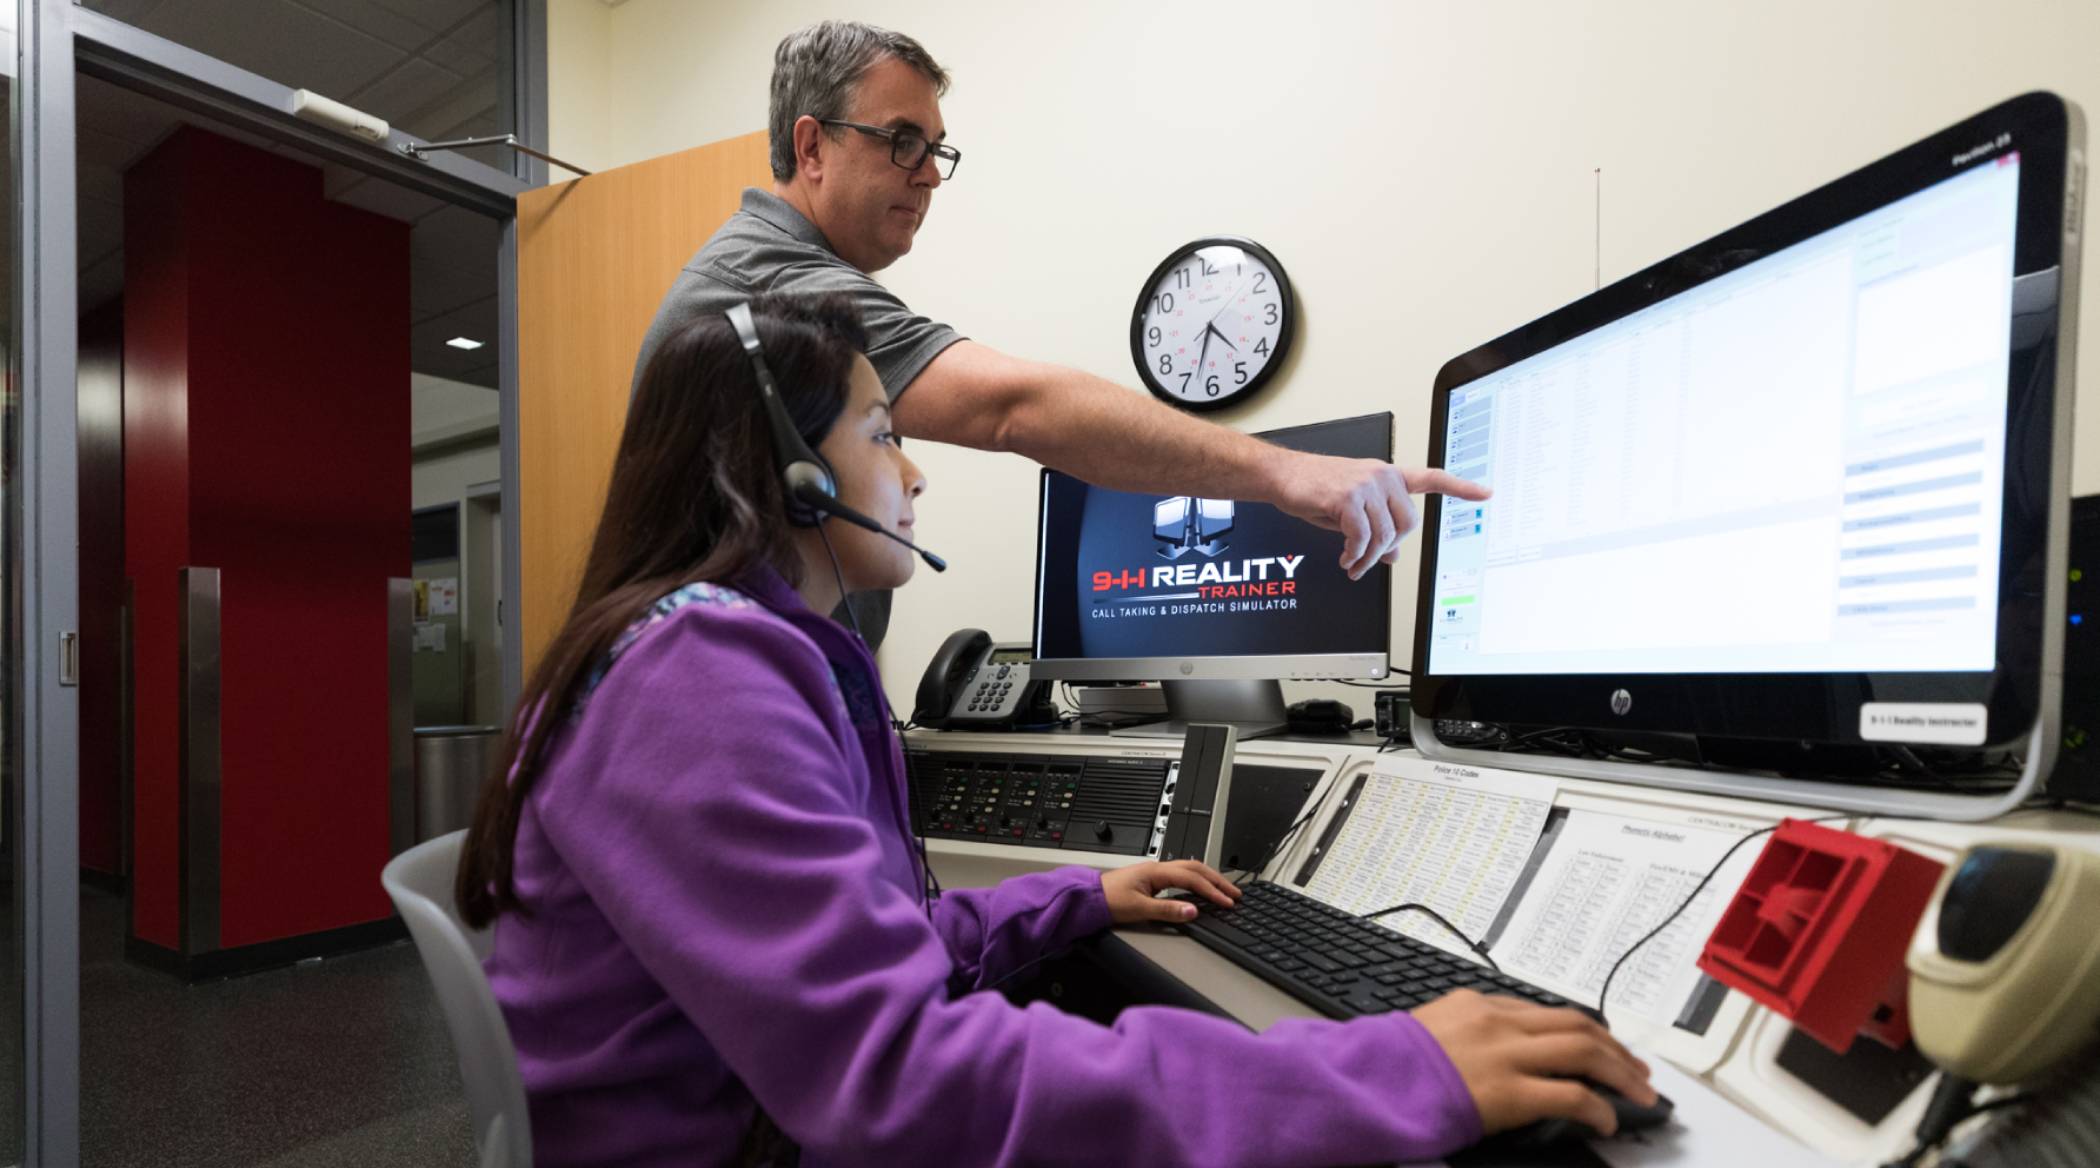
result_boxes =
[1411,989,1657,1136]
[1102,861,1242,925]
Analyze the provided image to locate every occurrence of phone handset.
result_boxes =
[914,628,993,729]
[913,628,1054,730]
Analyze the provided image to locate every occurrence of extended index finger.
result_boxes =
[1406,467,1492,501]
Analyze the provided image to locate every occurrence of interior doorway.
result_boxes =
[71,65,510,1164]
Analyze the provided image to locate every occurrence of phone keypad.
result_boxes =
[962,665,1019,715]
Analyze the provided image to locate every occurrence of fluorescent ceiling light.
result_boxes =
[446,336,485,350]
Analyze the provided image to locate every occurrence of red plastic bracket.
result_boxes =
[1696,818,1944,1053]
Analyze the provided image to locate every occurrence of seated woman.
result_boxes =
[457,294,1653,1166]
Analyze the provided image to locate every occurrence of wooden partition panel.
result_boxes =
[516,130,772,672]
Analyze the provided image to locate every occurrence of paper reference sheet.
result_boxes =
[1299,758,1555,953]
[1492,807,1766,1026]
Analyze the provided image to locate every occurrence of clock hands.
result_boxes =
[1191,323,1214,392]
[1204,320,1238,353]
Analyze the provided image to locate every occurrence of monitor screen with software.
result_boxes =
[1412,92,2083,762]
[1033,413,1394,733]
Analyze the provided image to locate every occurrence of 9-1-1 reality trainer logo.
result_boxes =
[1089,496,1304,609]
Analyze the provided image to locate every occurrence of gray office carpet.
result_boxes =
[79,883,477,1166]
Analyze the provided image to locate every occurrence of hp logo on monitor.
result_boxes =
[1610,689,1633,716]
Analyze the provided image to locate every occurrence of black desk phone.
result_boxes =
[914,628,1055,730]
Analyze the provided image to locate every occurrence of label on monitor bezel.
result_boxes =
[1859,702,1988,745]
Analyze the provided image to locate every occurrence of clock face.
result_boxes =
[1130,237,1295,412]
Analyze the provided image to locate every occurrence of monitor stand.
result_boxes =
[1109,679,1288,740]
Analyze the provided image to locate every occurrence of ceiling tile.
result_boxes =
[412,204,499,263]
[80,252,126,313]
[76,159,126,211]
[76,191,125,260]
[76,123,157,176]
[396,71,501,146]
[350,57,469,129]
[447,3,503,47]
[411,257,492,321]
[372,0,493,35]
[333,171,448,224]
[120,0,405,107]
[286,0,432,52]
[412,297,502,387]
[422,31,494,75]
[77,76,183,147]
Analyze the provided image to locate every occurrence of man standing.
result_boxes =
[635,20,1485,642]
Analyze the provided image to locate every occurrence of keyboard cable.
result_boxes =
[1359,902,1503,973]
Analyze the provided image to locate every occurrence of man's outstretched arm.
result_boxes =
[893,339,1490,578]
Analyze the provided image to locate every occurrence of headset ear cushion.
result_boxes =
[782,459,835,527]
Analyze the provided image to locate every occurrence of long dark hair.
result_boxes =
[456,294,870,928]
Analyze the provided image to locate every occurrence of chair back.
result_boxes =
[382,831,532,1168]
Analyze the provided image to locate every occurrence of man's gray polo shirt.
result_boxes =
[633,188,964,650]
[634,188,963,401]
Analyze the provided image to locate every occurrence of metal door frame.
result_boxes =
[17,2,541,1161]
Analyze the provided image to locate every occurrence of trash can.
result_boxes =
[413,725,501,842]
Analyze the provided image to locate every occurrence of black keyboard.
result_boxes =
[1179,881,1582,1019]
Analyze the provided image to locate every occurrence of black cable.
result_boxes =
[1882,1074,1981,1168]
[1361,901,1502,972]
[1232,806,1317,886]
[820,525,940,912]
[1594,813,1852,1026]
[2041,798,2100,821]
[815,525,864,642]
[1232,770,1350,886]
[1966,1092,2036,1116]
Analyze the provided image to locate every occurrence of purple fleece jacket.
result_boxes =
[485,569,1481,1166]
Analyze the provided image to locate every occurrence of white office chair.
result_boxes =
[382,831,533,1168]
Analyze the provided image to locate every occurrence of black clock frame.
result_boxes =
[1128,235,1296,413]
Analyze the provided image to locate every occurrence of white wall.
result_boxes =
[412,371,499,510]
[413,442,499,513]
[412,371,499,447]
[547,0,614,176]
[553,0,2100,717]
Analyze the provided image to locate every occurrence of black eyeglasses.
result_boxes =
[818,119,961,180]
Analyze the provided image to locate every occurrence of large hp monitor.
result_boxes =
[1411,92,2085,818]
[1033,413,1395,737]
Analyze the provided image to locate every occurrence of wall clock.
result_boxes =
[1130,236,1296,412]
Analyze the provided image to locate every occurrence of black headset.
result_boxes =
[725,301,840,528]
[723,302,946,569]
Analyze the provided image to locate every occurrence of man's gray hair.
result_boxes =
[769,20,949,182]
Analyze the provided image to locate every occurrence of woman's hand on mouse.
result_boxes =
[1102,861,1241,925]
[1411,989,1657,1136]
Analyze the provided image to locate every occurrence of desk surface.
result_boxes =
[919,735,2100,1166]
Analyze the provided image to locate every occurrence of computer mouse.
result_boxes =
[1454,1080,1674,1163]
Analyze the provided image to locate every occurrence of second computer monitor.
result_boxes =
[1032,413,1394,734]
